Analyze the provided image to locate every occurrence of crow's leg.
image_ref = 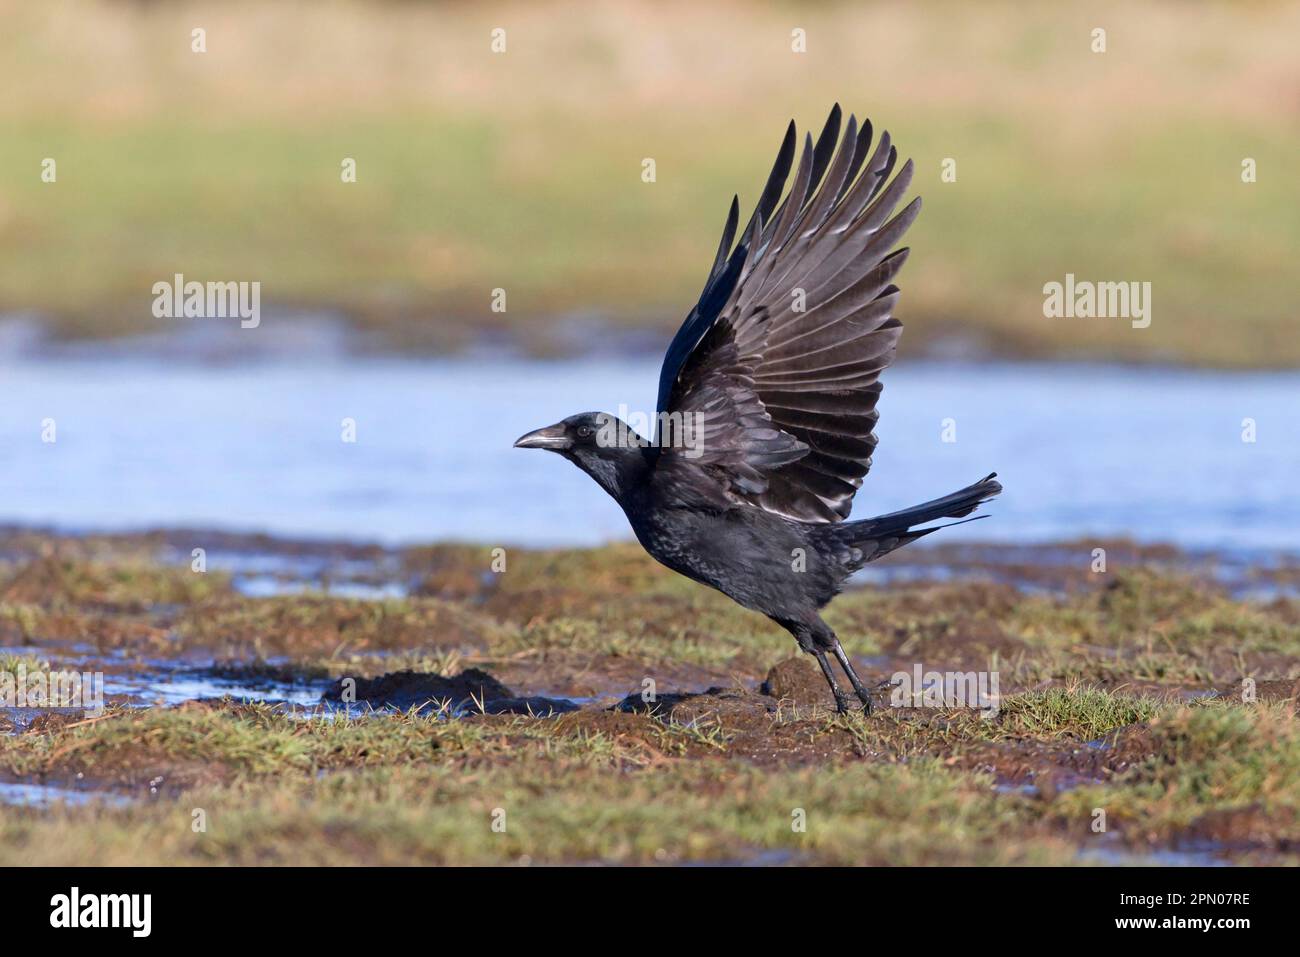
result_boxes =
[781,617,854,715]
[831,639,874,715]
[813,650,853,715]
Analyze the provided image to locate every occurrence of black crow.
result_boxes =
[515,105,1001,713]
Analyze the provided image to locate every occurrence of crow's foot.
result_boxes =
[835,691,873,716]
[832,639,875,716]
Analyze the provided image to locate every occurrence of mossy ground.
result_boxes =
[0,531,1296,865]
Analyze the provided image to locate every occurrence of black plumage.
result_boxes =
[515,105,1002,712]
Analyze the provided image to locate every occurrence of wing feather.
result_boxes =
[654,107,919,522]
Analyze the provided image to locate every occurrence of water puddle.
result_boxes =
[1076,846,1230,867]
[0,781,133,809]
[103,666,326,708]
[3,645,334,726]
[682,848,801,867]
[4,645,593,727]
[187,549,412,600]
[232,575,407,600]
[993,782,1042,796]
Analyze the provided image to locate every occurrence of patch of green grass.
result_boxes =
[1,1,1297,366]
[0,652,49,676]
[988,686,1162,740]
[0,556,229,611]
[832,685,1166,751]
[1055,703,1300,845]
[174,593,512,658]
[1136,703,1300,809]
[0,750,1067,866]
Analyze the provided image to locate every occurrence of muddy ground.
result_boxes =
[0,528,1296,865]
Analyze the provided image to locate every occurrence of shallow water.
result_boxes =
[1075,846,1230,867]
[101,666,325,709]
[0,781,133,808]
[2,353,1298,550]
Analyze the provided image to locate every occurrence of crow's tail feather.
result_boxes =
[861,472,1002,538]
[826,473,1002,568]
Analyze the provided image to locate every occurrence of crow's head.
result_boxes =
[514,411,648,500]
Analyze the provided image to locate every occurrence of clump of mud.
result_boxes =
[612,657,886,725]
[616,685,774,724]
[1215,678,1300,711]
[321,668,578,716]
[761,657,838,708]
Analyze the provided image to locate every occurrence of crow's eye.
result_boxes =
[576,426,594,439]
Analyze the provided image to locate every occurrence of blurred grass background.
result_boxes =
[0,0,1297,364]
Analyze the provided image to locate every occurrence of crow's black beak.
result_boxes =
[513,423,572,450]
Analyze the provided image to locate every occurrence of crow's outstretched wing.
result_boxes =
[654,105,919,522]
